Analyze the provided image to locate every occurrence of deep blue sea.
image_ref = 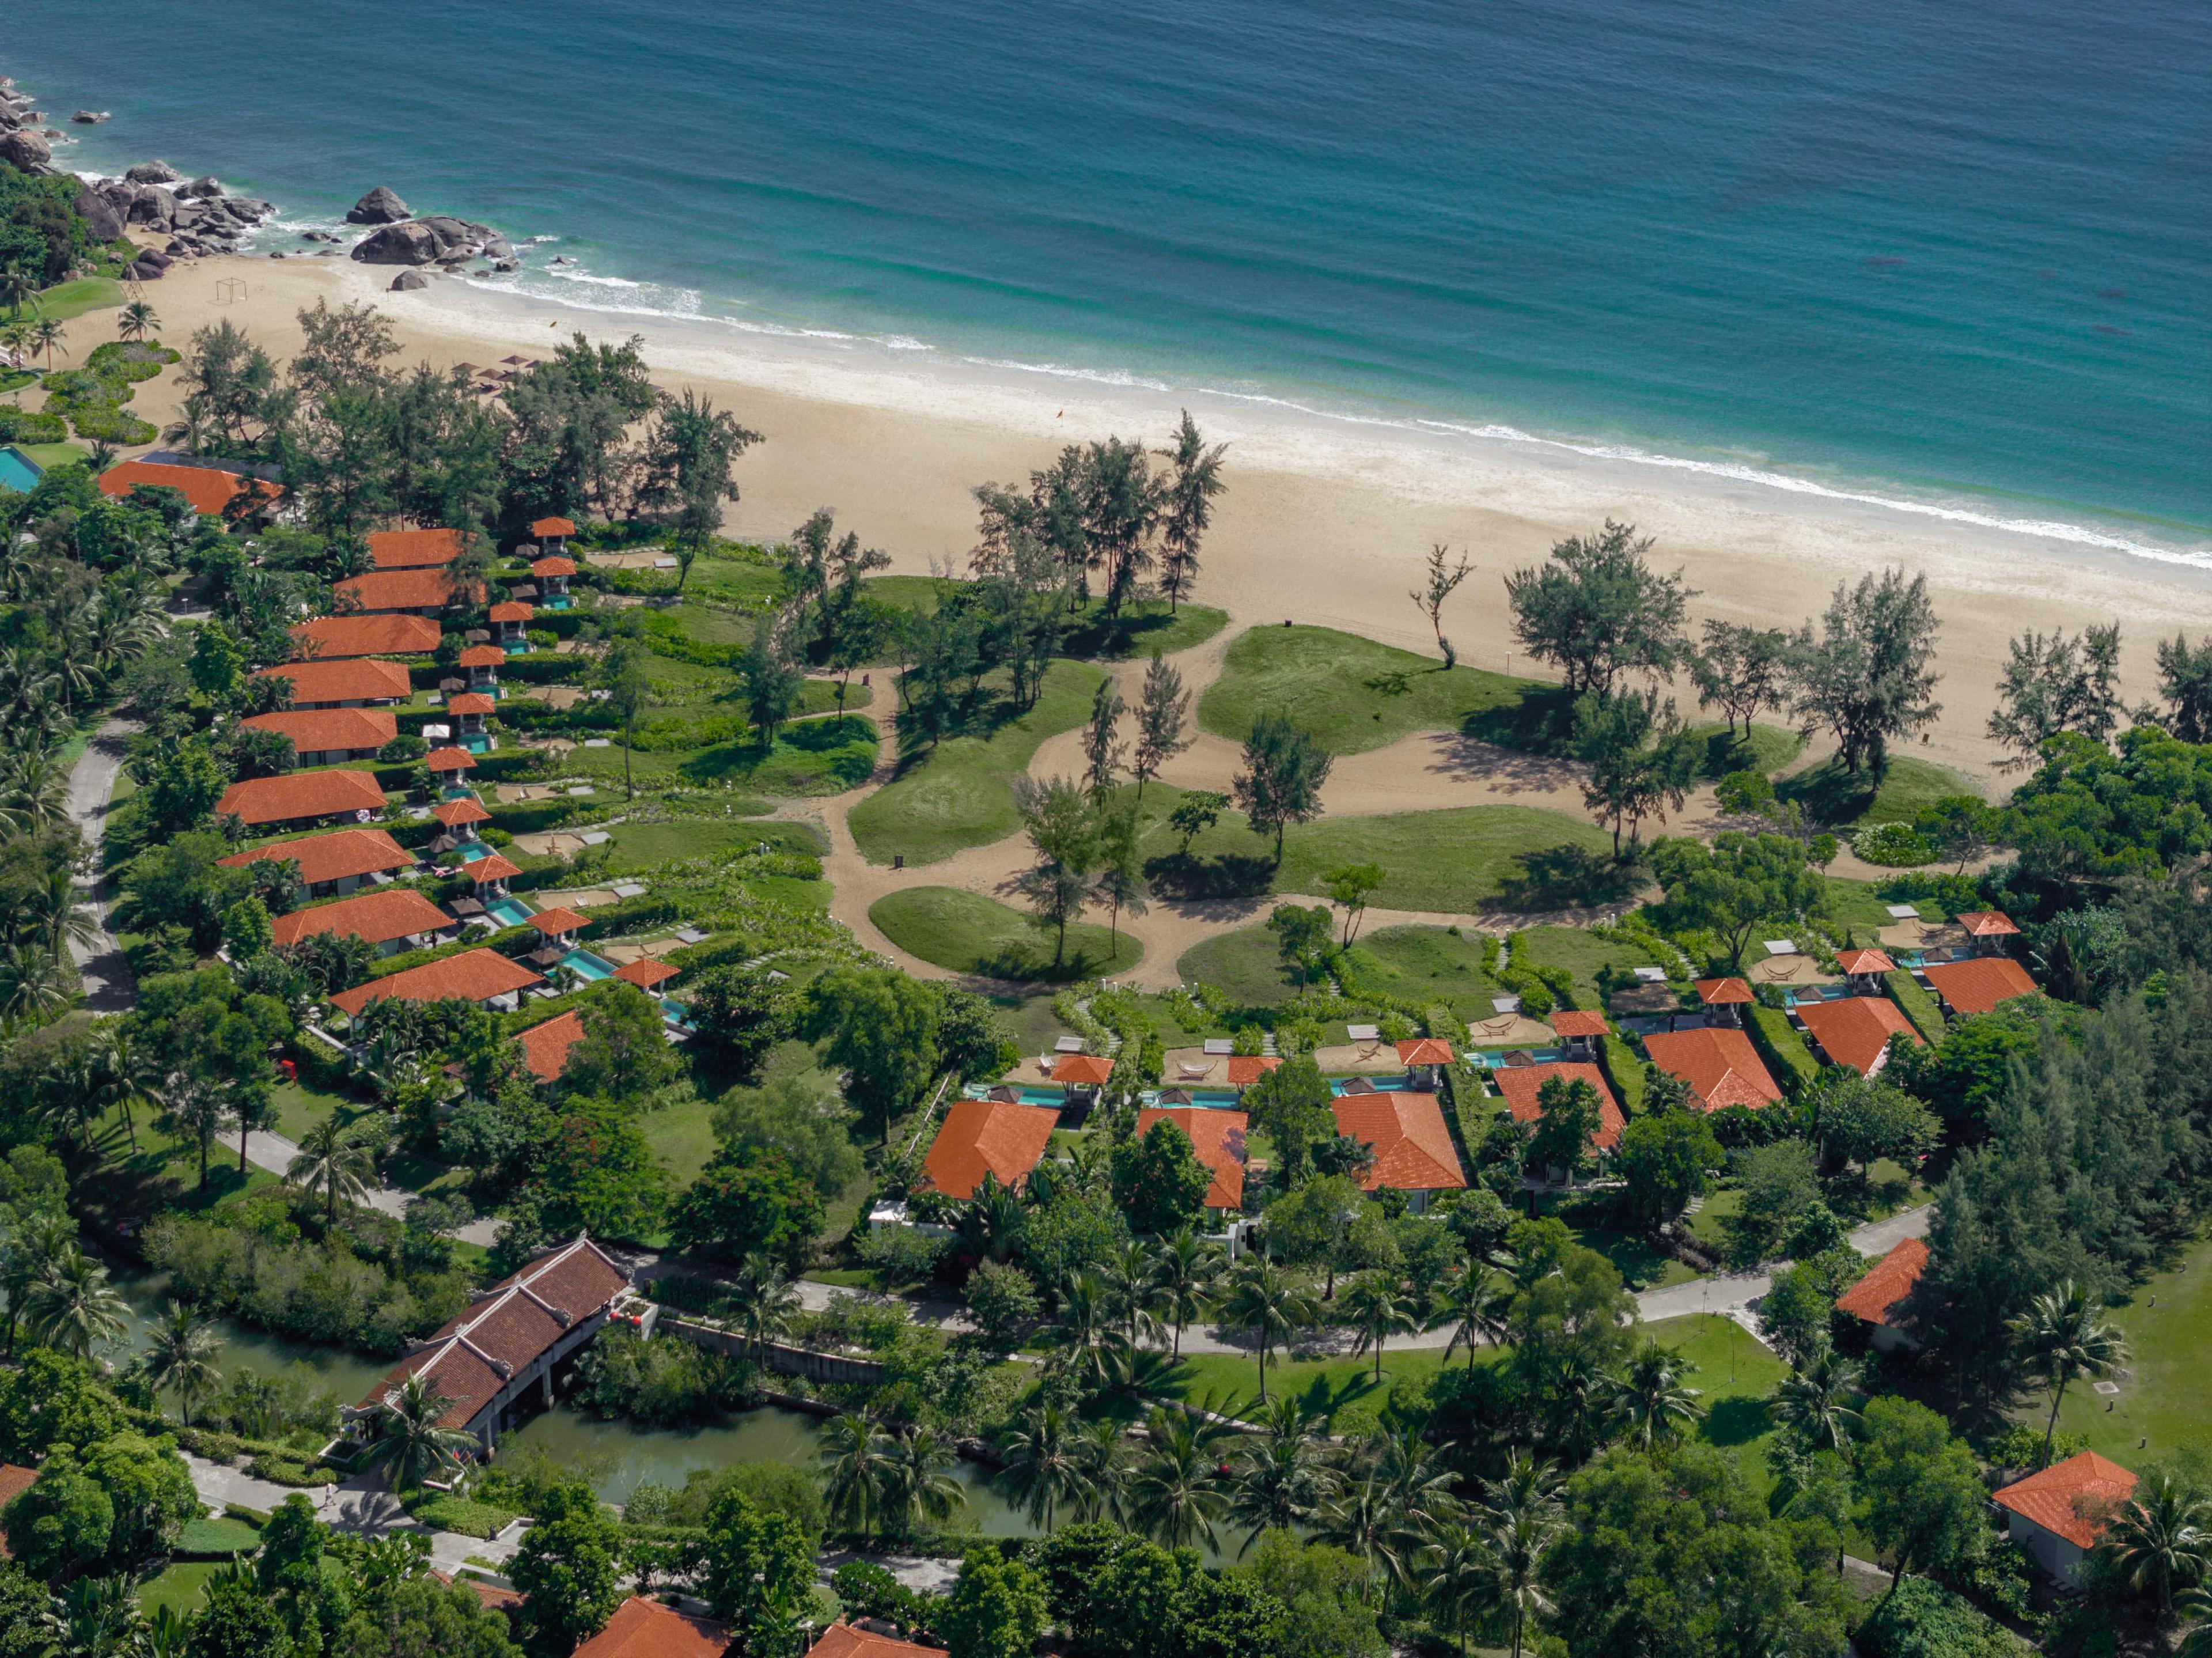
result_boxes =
[11,0,2209,544]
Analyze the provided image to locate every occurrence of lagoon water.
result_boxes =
[10,1,2209,538]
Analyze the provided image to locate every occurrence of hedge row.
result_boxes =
[1747,1004,1822,1094]
[1885,972,1948,1044]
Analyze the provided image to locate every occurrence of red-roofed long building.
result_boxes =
[328,947,544,1016]
[1490,1062,1626,1169]
[575,1597,730,1658]
[354,1236,631,1449]
[271,888,455,956]
[810,1623,942,1658]
[921,1098,1058,1200]
[1795,995,1921,1077]
[100,460,282,518]
[293,614,442,660]
[242,707,398,766]
[252,657,412,709]
[1922,957,2040,1019]
[1331,1092,1467,1209]
[367,528,464,569]
[220,827,416,898]
[218,768,388,829]
[517,1009,586,1083]
[335,567,475,616]
[1135,1107,1249,1213]
[1993,1451,2138,1583]
[1642,1027,1782,1112]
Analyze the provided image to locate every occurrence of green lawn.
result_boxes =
[872,886,1143,982]
[31,277,125,322]
[596,817,798,873]
[1687,722,1804,780]
[1821,875,1961,933]
[677,714,878,794]
[2049,1232,2212,1463]
[19,440,90,471]
[1342,925,1501,1019]
[1650,1312,1790,1494]
[1198,625,1565,756]
[1177,926,1300,1009]
[1158,1346,1453,1436]
[141,1561,219,1619]
[1777,755,1979,831]
[849,658,1107,865]
[1247,805,1626,914]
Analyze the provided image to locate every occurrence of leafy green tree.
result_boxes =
[1526,1074,1603,1182]
[1132,652,1192,795]
[509,1483,624,1657]
[711,1076,861,1197]
[528,1096,669,1241]
[145,742,229,838]
[1258,1174,1374,1296]
[2156,632,2212,743]
[738,612,805,745]
[1167,789,1226,854]
[287,1116,378,1224]
[1505,520,1691,698]
[79,1430,199,1564]
[0,1446,111,1580]
[938,1549,1052,1658]
[697,1486,813,1649]
[1234,713,1332,861]
[1887,1002,2044,1137]
[1320,863,1383,948]
[1011,774,1099,967]
[1082,675,1127,800]
[1789,566,1943,776]
[1265,903,1334,987]
[0,1558,46,1658]
[685,964,790,1072]
[0,1347,120,1460]
[1155,412,1227,611]
[331,1571,523,1658]
[1855,1395,1988,1590]
[187,1563,290,1658]
[1613,1108,1719,1224]
[668,1146,822,1271]
[1648,831,1825,972]
[802,966,942,1142]
[1809,1069,1938,1175]
[595,631,652,801]
[563,983,681,1101]
[1571,688,1699,856]
[1689,619,1793,739]
[965,1259,1042,1347]
[1109,1116,1215,1236]
[1093,804,1149,952]
[1988,623,2123,768]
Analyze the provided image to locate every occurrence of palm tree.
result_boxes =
[1227,1398,1335,1550]
[0,271,35,320]
[1316,1475,1423,1600]
[1104,1239,1165,1349]
[24,1247,129,1360]
[817,1413,889,1538]
[1610,1341,1704,1451]
[1478,1453,1566,1658]
[2012,1280,2128,1464]
[876,1425,964,1540]
[288,1115,378,1223]
[358,1375,475,1492]
[118,301,160,343]
[1056,1273,1134,1395]
[724,1256,801,1364]
[43,1574,143,1658]
[1424,1524,1495,1654]
[1340,1272,1419,1384]
[997,1400,1085,1531]
[88,1022,160,1152]
[2100,1472,2211,1619]
[1432,1262,1513,1372]
[1220,1256,1319,1403]
[1070,1417,1128,1524]
[2,1210,75,1357]
[1149,1229,1219,1360]
[1768,1343,1862,1453]
[157,1076,226,1193]
[0,940,73,1029]
[28,319,63,370]
[1128,1407,1229,1551]
[140,1300,224,1426]
[1368,1417,1462,1534]
[40,1044,108,1164]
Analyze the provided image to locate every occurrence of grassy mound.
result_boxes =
[1687,722,1802,779]
[1776,754,1978,830]
[871,886,1142,982]
[861,577,1226,661]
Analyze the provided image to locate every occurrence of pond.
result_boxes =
[111,1269,393,1405]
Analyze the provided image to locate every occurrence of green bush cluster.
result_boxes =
[246,1451,341,1486]
[0,406,66,444]
[175,1516,264,1559]
[41,352,165,444]
[1854,822,1938,866]
[403,1494,518,1539]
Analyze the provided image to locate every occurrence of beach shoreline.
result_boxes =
[78,249,2212,789]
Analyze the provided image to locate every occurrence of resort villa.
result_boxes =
[219,827,418,898]
[292,613,442,660]
[1642,1026,1782,1112]
[489,601,533,643]
[467,853,524,903]
[1835,1236,1928,1353]
[366,527,464,569]
[574,1598,735,1658]
[1490,1062,1626,1179]
[531,554,577,605]
[98,458,282,519]
[1956,910,2023,954]
[269,888,456,957]
[809,1621,942,1658]
[241,707,398,766]
[1135,1107,1250,1216]
[1921,956,2040,1019]
[1050,1051,1114,1106]
[329,947,545,1017]
[1793,994,1921,1077]
[1991,1451,2139,1584]
[217,768,388,830]
[334,567,476,616]
[1330,1091,1467,1210]
[1396,1037,1455,1089]
[1834,948,1897,994]
[1691,977,1753,1027]
[459,644,507,691]
[531,516,576,553]
[426,746,478,789]
[921,1097,1059,1199]
[448,692,497,743]
[517,1008,588,1084]
[251,657,413,709]
[613,957,682,994]
[1550,1009,1611,1060]
[431,796,493,851]
[525,907,592,967]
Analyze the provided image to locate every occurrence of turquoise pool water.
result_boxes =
[454,840,493,862]
[558,947,616,982]
[964,1085,1067,1108]
[1331,1073,1416,1093]
[503,642,531,657]
[1465,1050,1566,1069]
[1138,1088,1243,1109]
[461,734,491,753]
[484,896,533,929]
[0,447,41,494]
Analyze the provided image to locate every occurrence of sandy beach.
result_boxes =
[90,253,2212,787]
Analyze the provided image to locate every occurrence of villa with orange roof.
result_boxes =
[1135,1107,1250,1214]
[1957,910,2022,954]
[218,768,387,830]
[1330,1092,1466,1209]
[1490,1062,1626,1179]
[1395,1037,1455,1088]
[366,527,464,569]
[100,459,282,518]
[1548,1009,1610,1059]
[516,1009,587,1083]
[1922,956,2040,1019]
[1794,995,1922,1077]
[459,644,507,690]
[1993,1451,2138,1583]
[1834,948,1896,993]
[1835,1236,1928,1352]
[293,614,442,660]
[921,1098,1059,1199]
[1692,977,1753,1027]
[466,853,523,901]
[1050,1052,1114,1098]
[530,516,576,551]
[489,600,533,643]
[1643,1027,1782,1112]
[252,657,412,709]
[613,957,681,993]
[810,1621,941,1658]
[1225,1054,1279,1089]
[574,1597,731,1658]
[335,567,477,616]
[241,707,397,766]
[221,827,416,898]
[447,692,496,740]
[270,888,456,956]
[531,555,576,604]
[426,747,476,788]
[329,947,543,1017]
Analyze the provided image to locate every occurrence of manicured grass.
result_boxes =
[597,817,803,873]
[1177,926,1299,1008]
[1520,924,1669,1009]
[996,994,1081,1057]
[872,887,1143,982]
[678,714,878,794]
[1650,1312,1790,1493]
[176,1516,264,1557]
[1885,970,1946,1042]
[1687,722,1804,780]
[850,658,1107,865]
[1158,1346,1454,1436]
[30,277,125,322]
[1199,625,1563,756]
[1821,875,1963,933]
[141,1561,219,1619]
[1684,1188,1744,1254]
[1342,925,1501,1019]
[1747,1005,1820,1092]
[1260,806,1626,914]
[1777,755,1979,831]
[2048,1232,2212,1463]
[270,1078,372,1143]
[19,440,89,471]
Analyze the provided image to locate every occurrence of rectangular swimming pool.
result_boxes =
[0,446,41,494]
[484,896,533,929]
[558,947,616,982]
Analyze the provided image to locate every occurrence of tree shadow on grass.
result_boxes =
[1775,759,1881,828]
[1702,1394,1772,1448]
[975,940,1134,985]
[1463,685,1579,756]
[1494,845,1643,911]
[1145,850,1276,903]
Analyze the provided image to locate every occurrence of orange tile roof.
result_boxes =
[810,1623,940,1658]
[329,947,544,1015]
[336,568,474,613]
[1396,1038,1456,1066]
[446,692,497,715]
[463,1578,525,1614]
[1835,948,1897,975]
[517,1009,586,1082]
[367,528,464,569]
[0,1461,37,1523]
[921,1099,1058,1199]
[252,657,412,706]
[1050,1053,1114,1086]
[242,707,397,755]
[1226,1054,1280,1087]
[100,460,281,517]
[219,768,388,827]
[468,853,523,883]
[221,827,415,887]
[573,1597,729,1658]
[1993,1452,2138,1551]
[433,797,493,826]
[613,958,680,989]
[1642,1027,1782,1112]
[1796,995,1922,1076]
[293,614,442,658]
[489,601,534,623]
[531,517,578,539]
[1549,1010,1611,1038]
[459,645,508,668]
[1694,977,1753,1005]
[1491,1062,1626,1152]
[1958,910,2021,938]
[531,556,578,577]
[1923,957,2040,1017]
[1136,1108,1248,1209]
[528,907,590,936]
[426,747,476,771]
[1331,1092,1468,1192]
[271,888,452,948]
[1835,1236,1927,1328]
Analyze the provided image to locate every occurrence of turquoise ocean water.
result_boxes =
[10,0,2209,551]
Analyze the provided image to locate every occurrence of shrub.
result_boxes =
[0,406,66,443]
[1855,822,1937,867]
[245,1453,339,1487]
[403,1494,518,1539]
[1854,1575,2027,1658]
[570,1327,756,1425]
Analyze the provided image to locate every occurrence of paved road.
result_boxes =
[240,1129,503,1247]
[63,716,139,1013]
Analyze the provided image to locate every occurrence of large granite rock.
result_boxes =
[0,130,50,173]
[125,190,173,229]
[350,214,495,266]
[346,186,410,225]
[73,186,125,242]
[179,176,224,199]
[124,159,181,184]
[389,269,431,292]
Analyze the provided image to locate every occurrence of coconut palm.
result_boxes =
[43,1573,143,1658]
[1149,1229,1219,1359]
[876,1425,963,1540]
[28,319,63,370]
[1069,1416,1128,1524]
[1432,1262,1513,1372]
[24,1246,129,1360]
[288,1115,379,1223]
[40,1042,109,1164]
[0,742,70,836]
[997,1400,1085,1530]
[2012,1280,2128,1465]
[88,1022,160,1152]
[1226,1400,1335,1550]
[1768,1343,1862,1453]
[24,868,100,964]
[1103,1239,1165,1349]
[1056,1272,1134,1394]
[0,271,35,320]
[1219,1256,1319,1403]
[1340,1271,1419,1385]
[140,1300,224,1426]
[1,1209,75,1357]
[1368,1417,1462,1534]
[1478,1453,1567,1658]
[1128,1407,1230,1551]
[359,1375,475,1492]
[0,940,73,1029]
[1315,1475,1425,1599]
[2099,1472,2212,1619]
[1610,1341,1705,1451]
[817,1413,889,1538]
[118,301,160,343]
[724,1256,801,1365]
[1424,1523,1496,1654]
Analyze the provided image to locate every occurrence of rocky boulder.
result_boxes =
[389,269,430,292]
[350,214,493,266]
[124,159,181,184]
[124,252,169,281]
[72,186,126,242]
[179,176,224,199]
[0,130,50,173]
[126,190,173,229]
[346,186,410,225]
[71,110,109,124]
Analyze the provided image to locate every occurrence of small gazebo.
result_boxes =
[1692,976,1754,1028]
